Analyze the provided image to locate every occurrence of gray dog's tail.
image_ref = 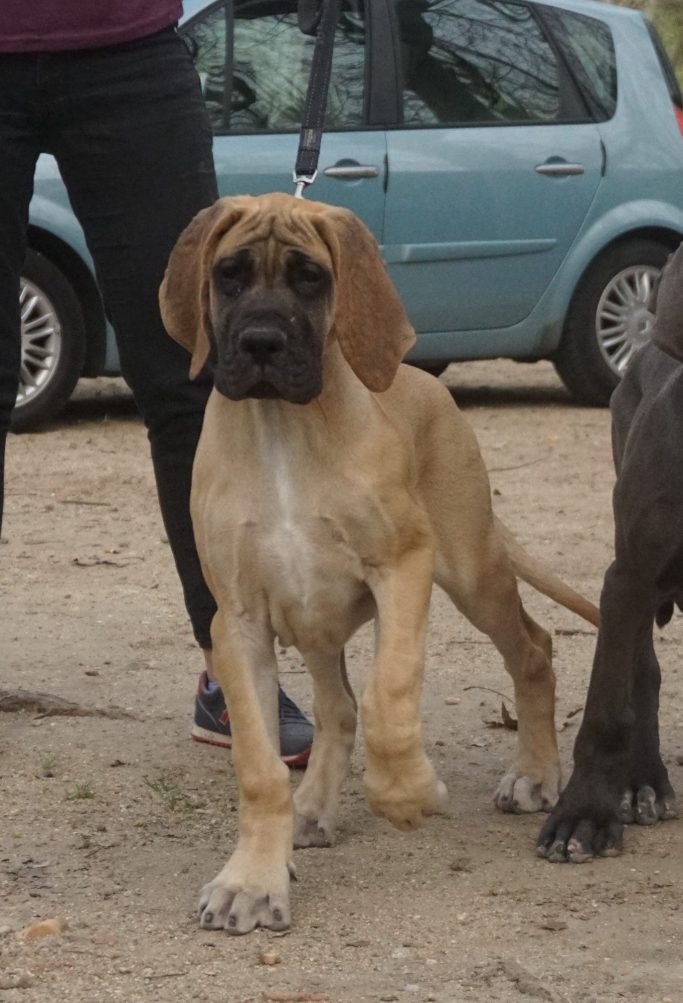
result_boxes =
[495,517,600,628]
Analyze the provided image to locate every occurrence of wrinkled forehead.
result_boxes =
[212,206,334,276]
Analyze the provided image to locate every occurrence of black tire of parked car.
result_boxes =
[411,362,447,378]
[553,238,673,407]
[11,249,87,432]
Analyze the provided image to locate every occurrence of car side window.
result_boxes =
[394,0,562,126]
[185,0,365,134]
[540,7,617,121]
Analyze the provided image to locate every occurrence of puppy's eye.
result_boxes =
[298,263,324,283]
[288,255,328,294]
[214,255,250,296]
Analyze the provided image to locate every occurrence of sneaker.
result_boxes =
[191,671,313,767]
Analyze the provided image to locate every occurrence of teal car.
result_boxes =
[16,0,683,429]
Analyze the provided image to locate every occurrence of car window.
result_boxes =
[185,0,365,134]
[394,0,562,126]
[540,6,617,121]
[646,21,683,110]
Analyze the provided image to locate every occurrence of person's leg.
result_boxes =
[49,29,217,646]
[0,55,42,535]
[48,31,311,758]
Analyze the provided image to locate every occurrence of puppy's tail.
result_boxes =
[495,517,600,628]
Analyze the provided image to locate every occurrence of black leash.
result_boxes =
[293,0,341,198]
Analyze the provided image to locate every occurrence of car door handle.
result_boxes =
[323,163,380,180]
[535,161,585,177]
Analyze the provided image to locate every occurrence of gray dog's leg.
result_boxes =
[538,345,682,862]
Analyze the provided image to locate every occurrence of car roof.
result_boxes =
[180,0,642,25]
[524,0,639,20]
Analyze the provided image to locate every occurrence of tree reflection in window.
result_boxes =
[396,0,561,126]
[188,0,365,134]
[542,6,616,121]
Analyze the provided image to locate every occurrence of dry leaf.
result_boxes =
[484,702,518,731]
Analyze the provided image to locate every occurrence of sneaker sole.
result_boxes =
[191,724,311,768]
[191,723,232,749]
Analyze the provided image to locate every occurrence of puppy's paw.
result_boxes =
[618,784,677,826]
[294,812,336,848]
[494,768,560,814]
[537,807,623,864]
[198,859,292,935]
[365,755,448,831]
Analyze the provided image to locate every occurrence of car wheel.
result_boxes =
[553,239,672,406]
[11,249,87,432]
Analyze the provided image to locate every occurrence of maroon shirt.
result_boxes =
[0,1,183,52]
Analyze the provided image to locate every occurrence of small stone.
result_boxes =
[449,857,471,873]
[0,972,35,990]
[405,985,419,994]
[539,919,568,932]
[444,697,460,706]
[23,917,68,940]
[259,950,281,966]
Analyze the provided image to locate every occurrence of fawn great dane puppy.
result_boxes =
[160,193,598,934]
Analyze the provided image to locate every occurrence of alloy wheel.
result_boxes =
[595,264,660,377]
[17,278,62,408]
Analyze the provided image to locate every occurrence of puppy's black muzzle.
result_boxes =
[237,322,287,367]
[214,308,323,404]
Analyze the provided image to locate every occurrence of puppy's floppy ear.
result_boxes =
[314,206,415,391]
[159,197,248,378]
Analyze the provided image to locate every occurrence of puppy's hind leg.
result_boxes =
[294,649,357,848]
[417,385,559,812]
[436,537,559,814]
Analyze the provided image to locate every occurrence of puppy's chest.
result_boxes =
[243,458,379,645]
[264,484,363,577]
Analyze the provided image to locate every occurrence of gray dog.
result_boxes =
[538,242,683,863]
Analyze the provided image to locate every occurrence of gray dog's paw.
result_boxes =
[619,785,678,826]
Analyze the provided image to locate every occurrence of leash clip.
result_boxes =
[293,170,318,199]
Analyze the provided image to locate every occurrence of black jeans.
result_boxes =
[0,27,218,648]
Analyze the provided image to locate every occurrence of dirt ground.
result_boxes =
[2,359,683,1003]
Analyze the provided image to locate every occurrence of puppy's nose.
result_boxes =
[237,326,286,364]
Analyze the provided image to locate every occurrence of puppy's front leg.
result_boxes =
[198,612,293,934]
[362,544,447,829]
[538,564,676,864]
[294,649,357,848]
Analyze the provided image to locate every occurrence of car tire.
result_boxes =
[553,239,672,407]
[410,362,447,378]
[11,249,87,432]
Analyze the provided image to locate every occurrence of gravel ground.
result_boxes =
[2,360,682,1003]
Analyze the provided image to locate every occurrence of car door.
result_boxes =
[183,0,386,237]
[382,0,605,340]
